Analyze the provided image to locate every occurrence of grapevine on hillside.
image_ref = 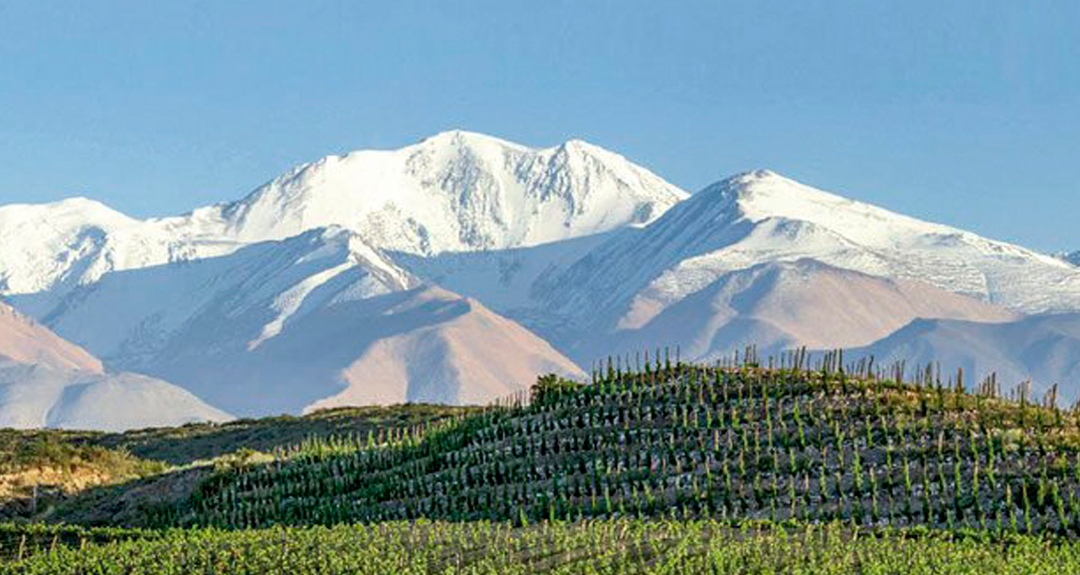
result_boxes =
[135,348,1080,538]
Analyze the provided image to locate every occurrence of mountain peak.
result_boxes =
[220,131,687,254]
[707,169,841,204]
[417,129,527,152]
[556,138,597,153]
[688,169,967,248]
[0,195,130,223]
[732,168,783,181]
[43,196,107,209]
[416,131,621,161]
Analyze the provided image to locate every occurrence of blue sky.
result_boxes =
[1,1,1077,251]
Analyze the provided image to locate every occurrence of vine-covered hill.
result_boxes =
[107,351,1080,538]
[0,404,470,521]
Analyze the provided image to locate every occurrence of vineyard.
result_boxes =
[4,519,1080,574]
[119,351,1080,538]
[0,404,470,524]
[6,350,1080,572]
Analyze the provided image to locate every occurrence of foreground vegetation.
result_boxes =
[0,432,166,518]
[0,405,469,521]
[4,519,1080,574]
[93,404,474,466]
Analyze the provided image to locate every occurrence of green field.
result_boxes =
[4,520,1080,574]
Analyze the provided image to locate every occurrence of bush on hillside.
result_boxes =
[531,374,584,407]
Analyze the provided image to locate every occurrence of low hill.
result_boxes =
[92,403,475,466]
[56,353,1080,539]
[0,404,470,521]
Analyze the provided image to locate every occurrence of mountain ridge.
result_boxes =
[8,228,582,416]
[0,131,686,298]
[526,169,1080,344]
[842,312,1080,400]
[215,129,688,253]
[2,131,1080,426]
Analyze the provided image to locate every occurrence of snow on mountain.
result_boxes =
[0,197,134,294]
[0,131,685,300]
[0,131,678,421]
[217,130,688,254]
[843,313,1080,401]
[120,277,582,415]
[391,231,618,311]
[523,170,1080,362]
[574,260,1020,366]
[0,301,230,431]
[692,171,1080,313]
[10,228,581,415]
[0,198,242,296]
[12,227,414,367]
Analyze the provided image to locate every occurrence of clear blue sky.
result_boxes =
[1,1,1077,251]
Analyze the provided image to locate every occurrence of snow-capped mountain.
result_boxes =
[0,301,231,431]
[0,131,686,298]
[218,130,688,253]
[842,313,1080,401]
[3,132,1080,424]
[0,131,672,423]
[520,170,1080,363]
[12,227,415,369]
[9,228,581,416]
[0,198,243,296]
